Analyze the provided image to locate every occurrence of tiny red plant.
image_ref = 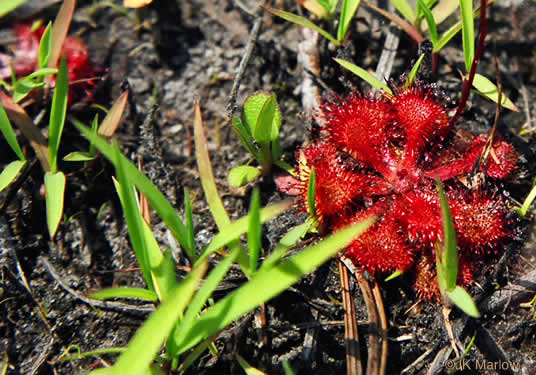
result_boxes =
[280,78,518,299]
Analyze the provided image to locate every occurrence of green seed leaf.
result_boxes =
[472,74,519,112]
[228,165,261,187]
[231,116,259,160]
[445,285,480,318]
[0,160,26,192]
[44,171,66,239]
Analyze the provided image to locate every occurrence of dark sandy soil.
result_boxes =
[1,0,536,374]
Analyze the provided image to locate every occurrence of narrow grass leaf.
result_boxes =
[300,0,329,18]
[228,166,261,187]
[0,160,26,192]
[417,0,438,46]
[90,287,158,302]
[150,249,177,302]
[63,151,95,162]
[334,58,392,94]
[110,261,208,375]
[98,91,129,137]
[0,101,25,160]
[436,178,458,291]
[0,0,26,18]
[445,285,480,318]
[112,147,155,293]
[389,0,416,23]
[282,360,296,375]
[168,247,240,358]
[198,201,291,262]
[44,171,66,238]
[49,55,69,174]
[236,354,266,375]
[472,74,519,112]
[38,22,52,69]
[48,0,75,69]
[75,122,190,251]
[260,221,311,271]
[517,178,536,217]
[13,77,45,103]
[263,7,339,45]
[184,188,196,260]
[307,167,317,221]
[406,54,425,88]
[248,189,261,273]
[384,269,403,282]
[231,116,259,159]
[459,0,474,72]
[175,216,376,354]
[337,0,361,42]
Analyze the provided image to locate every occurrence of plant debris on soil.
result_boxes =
[1,1,536,374]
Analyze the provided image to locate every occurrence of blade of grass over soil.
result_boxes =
[337,0,362,42]
[48,0,76,69]
[0,101,25,161]
[174,216,376,354]
[459,0,474,72]
[90,287,158,302]
[334,58,392,94]
[44,171,66,238]
[49,56,69,174]
[248,188,261,273]
[0,160,26,192]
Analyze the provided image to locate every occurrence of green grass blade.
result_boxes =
[175,216,376,354]
[337,0,361,42]
[198,201,292,263]
[44,171,66,239]
[406,53,425,88]
[231,116,259,160]
[184,188,196,260]
[63,151,95,162]
[0,160,26,192]
[260,221,311,271]
[459,0,474,72]
[228,165,261,188]
[90,287,158,302]
[0,101,25,160]
[389,0,416,23]
[445,285,480,318]
[248,189,261,274]
[472,74,519,112]
[0,0,25,18]
[435,178,458,291]
[38,22,53,69]
[517,178,536,217]
[417,0,438,46]
[48,55,69,174]
[236,354,266,375]
[110,261,208,375]
[333,58,392,94]
[307,167,317,222]
[283,360,296,375]
[263,7,339,45]
[74,122,190,251]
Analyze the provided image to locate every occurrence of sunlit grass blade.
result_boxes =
[48,0,76,69]
[307,167,317,223]
[38,22,52,69]
[0,92,49,171]
[44,171,66,239]
[48,56,69,174]
[63,152,95,162]
[75,122,190,251]
[98,91,129,137]
[228,165,261,187]
[174,216,376,354]
[0,0,26,18]
[105,261,208,375]
[389,0,416,23]
[184,188,196,260]
[0,160,26,192]
[517,178,536,217]
[197,201,292,263]
[472,74,519,112]
[90,287,158,302]
[445,286,480,318]
[337,0,361,42]
[283,360,296,375]
[334,58,392,94]
[236,354,266,375]
[12,67,58,103]
[168,247,240,359]
[263,7,339,45]
[0,101,25,160]
[435,178,458,292]
[459,0,474,72]
[248,188,261,274]
[417,0,438,46]
[260,221,311,271]
[406,54,425,88]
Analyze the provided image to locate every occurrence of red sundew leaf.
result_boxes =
[464,136,518,179]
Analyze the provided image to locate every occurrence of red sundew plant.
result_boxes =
[0,24,99,102]
[282,79,518,300]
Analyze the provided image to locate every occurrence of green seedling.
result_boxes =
[435,178,480,318]
[0,101,26,192]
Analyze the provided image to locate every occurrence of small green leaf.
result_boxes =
[334,58,392,94]
[307,167,317,221]
[243,92,281,145]
[417,0,438,46]
[472,74,519,112]
[263,7,339,45]
[63,151,96,162]
[231,116,259,159]
[236,354,266,375]
[282,360,296,375]
[13,77,46,103]
[44,171,66,239]
[406,54,425,88]
[384,269,403,282]
[0,0,26,18]
[389,0,416,23]
[248,188,262,274]
[0,160,26,192]
[517,178,536,218]
[459,0,474,72]
[445,286,480,318]
[261,221,311,271]
[436,178,458,292]
[337,0,361,42]
[90,287,158,302]
[184,188,196,260]
[0,101,25,160]
[48,55,69,174]
[38,22,53,69]
[228,165,261,187]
